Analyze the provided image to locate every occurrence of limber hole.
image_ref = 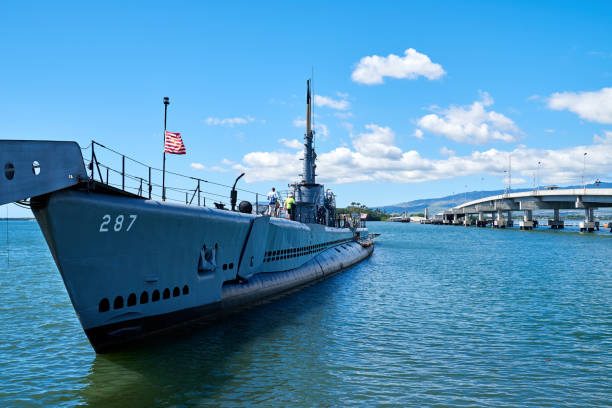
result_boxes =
[4,163,15,180]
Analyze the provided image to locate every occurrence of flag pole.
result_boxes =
[162,97,169,201]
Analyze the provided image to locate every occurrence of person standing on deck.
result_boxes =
[267,187,279,217]
[285,193,296,221]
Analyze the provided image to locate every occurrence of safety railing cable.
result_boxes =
[85,140,266,211]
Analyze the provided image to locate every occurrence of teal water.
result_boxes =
[0,220,610,407]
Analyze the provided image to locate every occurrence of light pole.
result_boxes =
[162,97,170,201]
[537,161,541,192]
[504,170,508,195]
[582,152,587,191]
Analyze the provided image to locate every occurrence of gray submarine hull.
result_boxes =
[31,186,373,353]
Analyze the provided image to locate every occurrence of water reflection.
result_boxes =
[79,285,338,407]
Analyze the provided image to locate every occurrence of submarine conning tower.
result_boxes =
[293,79,324,224]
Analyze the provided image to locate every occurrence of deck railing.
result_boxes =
[82,141,264,212]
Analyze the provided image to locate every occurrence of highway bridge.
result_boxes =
[442,188,612,232]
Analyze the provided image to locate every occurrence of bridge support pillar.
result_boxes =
[494,209,507,228]
[476,212,487,227]
[549,208,564,229]
[520,209,534,230]
[452,213,461,225]
[580,208,597,232]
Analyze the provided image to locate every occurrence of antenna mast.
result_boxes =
[303,80,316,184]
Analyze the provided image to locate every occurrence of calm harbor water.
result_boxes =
[0,220,610,407]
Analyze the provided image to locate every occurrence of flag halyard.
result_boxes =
[164,131,186,155]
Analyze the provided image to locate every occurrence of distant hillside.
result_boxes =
[376,182,612,215]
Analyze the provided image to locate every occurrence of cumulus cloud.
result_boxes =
[593,130,612,144]
[547,87,612,124]
[351,48,445,85]
[440,146,455,156]
[238,124,612,186]
[190,162,228,172]
[278,138,303,149]
[205,115,256,126]
[413,129,424,139]
[314,95,349,110]
[353,124,403,159]
[416,92,520,144]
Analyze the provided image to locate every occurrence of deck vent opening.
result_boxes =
[99,298,110,312]
[127,293,137,307]
[173,287,180,297]
[4,163,15,180]
[152,290,160,302]
[163,288,170,299]
[222,264,227,271]
[113,296,124,310]
[32,161,41,176]
[183,285,189,295]
[229,263,234,269]
[140,291,149,304]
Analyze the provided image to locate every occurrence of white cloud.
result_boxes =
[545,129,555,133]
[353,124,403,159]
[221,158,235,165]
[278,138,303,149]
[205,115,256,126]
[190,162,228,172]
[416,92,520,144]
[351,48,445,85]
[593,130,612,144]
[413,129,424,139]
[318,123,329,137]
[548,87,612,124]
[440,146,455,156]
[336,91,349,99]
[237,124,612,186]
[314,95,350,110]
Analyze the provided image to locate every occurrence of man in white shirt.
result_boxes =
[267,187,279,217]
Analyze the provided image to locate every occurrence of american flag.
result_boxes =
[164,131,186,154]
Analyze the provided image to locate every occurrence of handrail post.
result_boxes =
[256,193,258,215]
[198,180,201,206]
[106,167,109,184]
[90,142,95,180]
[148,167,152,199]
[122,155,125,191]
[186,192,188,204]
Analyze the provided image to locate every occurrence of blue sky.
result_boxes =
[2,1,612,217]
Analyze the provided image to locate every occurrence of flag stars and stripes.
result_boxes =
[164,131,186,154]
